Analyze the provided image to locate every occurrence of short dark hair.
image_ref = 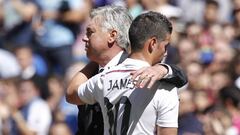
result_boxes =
[220,86,240,108]
[206,0,219,8]
[129,11,172,52]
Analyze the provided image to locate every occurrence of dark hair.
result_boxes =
[220,85,240,108]
[129,11,172,52]
[206,0,219,8]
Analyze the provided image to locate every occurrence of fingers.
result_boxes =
[133,75,153,88]
[130,67,147,81]
[139,75,151,88]
[146,75,157,89]
[139,74,158,89]
[131,65,168,89]
[131,66,166,89]
[133,76,145,88]
[131,67,153,88]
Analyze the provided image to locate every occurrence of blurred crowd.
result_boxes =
[0,0,240,135]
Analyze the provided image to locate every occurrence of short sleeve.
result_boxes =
[77,74,103,104]
[156,88,179,128]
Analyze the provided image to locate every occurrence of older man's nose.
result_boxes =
[82,35,89,42]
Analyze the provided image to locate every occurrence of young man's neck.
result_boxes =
[129,52,152,65]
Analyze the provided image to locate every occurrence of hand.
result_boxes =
[131,64,168,88]
[0,102,11,120]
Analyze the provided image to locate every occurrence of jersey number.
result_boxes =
[104,96,131,135]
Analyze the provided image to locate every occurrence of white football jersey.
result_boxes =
[78,58,179,135]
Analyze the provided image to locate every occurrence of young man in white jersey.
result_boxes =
[75,11,179,135]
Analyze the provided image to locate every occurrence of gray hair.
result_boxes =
[90,5,133,51]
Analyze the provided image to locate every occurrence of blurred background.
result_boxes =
[0,0,240,135]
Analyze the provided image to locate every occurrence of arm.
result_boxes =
[7,101,37,135]
[157,127,177,135]
[66,61,98,105]
[131,64,187,88]
[12,0,37,21]
[12,111,37,135]
[163,64,188,88]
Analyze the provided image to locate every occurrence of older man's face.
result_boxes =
[82,17,110,62]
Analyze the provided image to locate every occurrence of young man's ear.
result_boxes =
[108,30,117,44]
[148,37,157,53]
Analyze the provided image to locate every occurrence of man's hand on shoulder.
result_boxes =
[131,64,168,88]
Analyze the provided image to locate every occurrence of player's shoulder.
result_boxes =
[155,81,178,94]
[104,63,136,75]
[153,82,179,104]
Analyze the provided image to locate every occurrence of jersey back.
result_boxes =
[98,59,179,135]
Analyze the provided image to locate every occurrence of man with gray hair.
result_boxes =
[66,5,187,135]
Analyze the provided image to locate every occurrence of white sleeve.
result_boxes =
[27,100,52,135]
[156,88,179,128]
[77,74,103,104]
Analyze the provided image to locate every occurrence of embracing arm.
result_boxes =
[66,61,98,105]
[163,64,188,88]
[131,64,187,88]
